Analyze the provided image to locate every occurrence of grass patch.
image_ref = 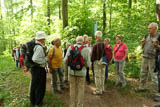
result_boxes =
[0,54,64,107]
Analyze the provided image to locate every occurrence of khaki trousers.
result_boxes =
[69,75,85,107]
[94,61,106,94]
[140,57,159,96]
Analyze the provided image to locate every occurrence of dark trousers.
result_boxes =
[30,67,46,105]
[92,62,95,81]
[105,64,109,79]
[157,55,160,92]
[86,67,90,83]
[16,60,19,67]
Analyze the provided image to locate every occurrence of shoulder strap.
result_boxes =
[78,45,85,51]
[114,43,123,56]
[71,45,75,50]
[50,46,55,59]
[70,45,85,51]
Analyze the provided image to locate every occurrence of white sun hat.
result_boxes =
[35,31,47,40]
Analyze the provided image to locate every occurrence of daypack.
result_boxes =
[21,40,41,68]
[68,45,85,70]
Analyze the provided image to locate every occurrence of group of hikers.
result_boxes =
[12,44,26,71]
[11,22,160,107]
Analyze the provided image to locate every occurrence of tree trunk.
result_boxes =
[129,0,132,8]
[156,0,160,21]
[103,1,106,33]
[0,0,2,19]
[47,0,51,35]
[62,0,68,29]
[134,0,137,3]
[30,0,33,20]
[84,0,86,4]
[128,0,132,20]
[0,0,4,39]
[59,2,61,19]
[109,0,113,30]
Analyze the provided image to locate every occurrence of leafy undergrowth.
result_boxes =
[0,54,64,107]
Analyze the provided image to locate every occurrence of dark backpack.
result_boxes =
[21,40,40,68]
[68,45,85,70]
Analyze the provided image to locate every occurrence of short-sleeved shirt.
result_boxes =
[105,45,112,63]
[114,43,128,60]
[143,32,160,58]
[48,46,63,68]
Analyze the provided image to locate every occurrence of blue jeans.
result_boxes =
[16,60,19,68]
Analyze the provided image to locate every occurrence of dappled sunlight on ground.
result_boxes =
[23,71,160,107]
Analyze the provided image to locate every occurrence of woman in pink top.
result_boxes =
[113,35,128,88]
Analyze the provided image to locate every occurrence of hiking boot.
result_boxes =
[54,89,62,94]
[154,96,160,102]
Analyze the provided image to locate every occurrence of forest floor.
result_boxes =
[25,71,160,107]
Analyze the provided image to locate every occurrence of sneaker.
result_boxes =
[54,89,62,94]
[92,91,103,96]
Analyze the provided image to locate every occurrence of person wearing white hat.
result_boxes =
[30,31,47,107]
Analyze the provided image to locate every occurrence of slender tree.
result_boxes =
[59,2,61,19]
[109,0,113,30]
[156,0,160,21]
[30,0,33,20]
[47,0,51,35]
[103,0,106,33]
[62,0,68,29]
[0,0,4,39]
[128,0,132,20]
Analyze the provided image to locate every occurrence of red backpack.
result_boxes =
[68,45,85,70]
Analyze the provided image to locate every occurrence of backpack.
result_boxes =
[68,45,85,70]
[21,40,41,68]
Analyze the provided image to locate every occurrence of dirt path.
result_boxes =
[25,72,160,107]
